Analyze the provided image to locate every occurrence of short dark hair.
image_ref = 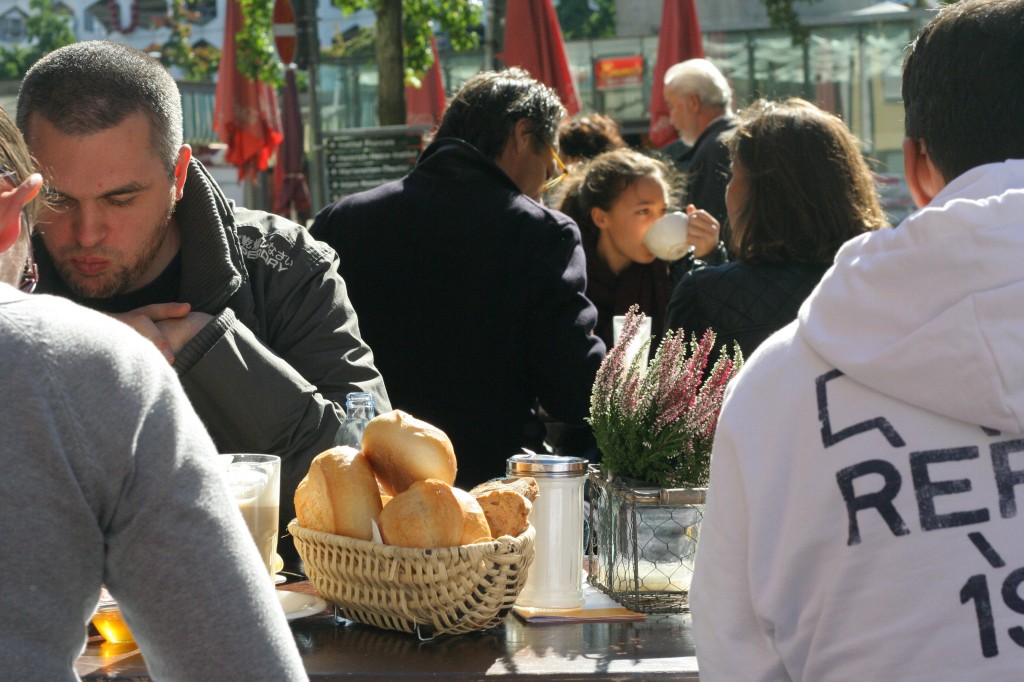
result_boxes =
[17,41,183,177]
[434,68,566,161]
[558,148,676,242]
[728,99,886,265]
[557,113,626,163]
[902,0,1024,182]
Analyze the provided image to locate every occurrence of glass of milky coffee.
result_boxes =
[222,454,281,580]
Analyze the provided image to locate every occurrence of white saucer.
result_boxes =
[277,590,327,621]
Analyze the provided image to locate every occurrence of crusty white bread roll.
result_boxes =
[452,487,492,544]
[469,476,540,502]
[377,479,463,548]
[474,489,532,539]
[362,410,457,496]
[294,446,383,541]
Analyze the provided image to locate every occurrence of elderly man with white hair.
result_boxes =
[664,58,736,261]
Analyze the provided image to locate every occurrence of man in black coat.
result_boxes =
[664,58,736,262]
[311,69,606,488]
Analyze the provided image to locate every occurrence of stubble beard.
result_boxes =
[55,202,177,300]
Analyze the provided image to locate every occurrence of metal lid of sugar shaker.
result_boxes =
[507,453,588,478]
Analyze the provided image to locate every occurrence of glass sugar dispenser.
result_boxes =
[507,453,589,609]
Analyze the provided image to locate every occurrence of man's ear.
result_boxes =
[903,138,946,208]
[686,92,702,114]
[173,144,192,200]
[512,118,533,154]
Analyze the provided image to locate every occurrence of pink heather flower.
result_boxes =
[588,306,744,488]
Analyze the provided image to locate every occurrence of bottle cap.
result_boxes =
[507,453,588,478]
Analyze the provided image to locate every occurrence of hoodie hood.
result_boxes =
[798,159,1024,433]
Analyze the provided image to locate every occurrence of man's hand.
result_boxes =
[108,303,211,364]
[156,311,214,359]
[684,204,722,259]
[1,172,41,234]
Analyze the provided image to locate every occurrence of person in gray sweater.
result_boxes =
[0,107,306,680]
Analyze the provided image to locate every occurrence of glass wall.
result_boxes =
[314,14,926,222]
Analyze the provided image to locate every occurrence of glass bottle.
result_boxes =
[334,392,376,449]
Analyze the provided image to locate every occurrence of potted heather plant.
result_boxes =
[585,305,743,612]
[589,305,742,488]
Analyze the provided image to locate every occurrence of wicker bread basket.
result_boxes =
[288,519,536,637]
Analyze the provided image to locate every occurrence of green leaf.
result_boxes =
[236,0,284,86]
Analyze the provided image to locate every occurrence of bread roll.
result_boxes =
[294,446,383,540]
[475,489,532,538]
[362,410,457,496]
[377,479,463,548]
[469,476,540,502]
[452,487,492,544]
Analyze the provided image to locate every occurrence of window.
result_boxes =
[0,9,27,43]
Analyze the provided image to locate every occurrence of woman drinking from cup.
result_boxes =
[558,148,720,350]
[665,98,888,360]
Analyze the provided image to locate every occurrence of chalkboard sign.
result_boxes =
[323,126,429,203]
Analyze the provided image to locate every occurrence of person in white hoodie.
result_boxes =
[690,1,1024,679]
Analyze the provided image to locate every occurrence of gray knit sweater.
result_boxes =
[0,286,307,681]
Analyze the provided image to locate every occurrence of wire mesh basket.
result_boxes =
[586,465,705,613]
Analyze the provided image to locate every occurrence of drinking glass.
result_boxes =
[222,454,281,579]
[91,587,134,644]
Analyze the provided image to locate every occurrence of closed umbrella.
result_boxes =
[648,0,705,148]
[214,0,284,180]
[406,34,446,128]
[273,67,312,221]
[501,0,581,116]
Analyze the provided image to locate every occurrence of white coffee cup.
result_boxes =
[643,211,691,261]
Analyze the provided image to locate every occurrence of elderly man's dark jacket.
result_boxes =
[311,138,606,488]
[676,115,738,256]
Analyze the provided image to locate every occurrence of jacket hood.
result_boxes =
[798,160,1024,433]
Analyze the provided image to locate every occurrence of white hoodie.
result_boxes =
[690,160,1024,681]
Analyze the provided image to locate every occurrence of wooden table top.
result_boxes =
[78,582,700,681]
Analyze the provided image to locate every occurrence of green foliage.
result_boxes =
[760,0,821,45]
[589,306,743,489]
[157,0,221,81]
[0,0,75,79]
[556,0,616,40]
[327,24,377,59]
[236,0,284,86]
[333,0,481,83]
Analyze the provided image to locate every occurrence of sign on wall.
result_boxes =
[594,55,645,90]
[323,126,429,203]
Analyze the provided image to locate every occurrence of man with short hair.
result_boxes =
[17,41,390,567]
[0,106,306,681]
[311,69,606,488]
[691,1,1024,679]
[664,58,734,260]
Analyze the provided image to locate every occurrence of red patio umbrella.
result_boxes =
[405,35,446,128]
[648,0,705,148]
[273,67,312,221]
[501,0,581,116]
[214,0,284,180]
